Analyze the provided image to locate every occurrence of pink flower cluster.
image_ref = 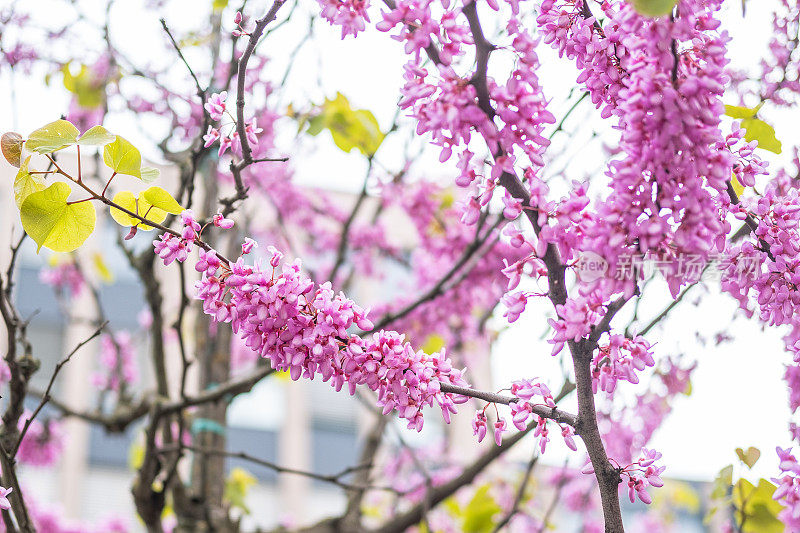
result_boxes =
[92,331,138,393]
[586,0,732,297]
[537,0,628,118]
[470,378,576,453]
[591,335,655,394]
[773,447,800,529]
[318,0,370,38]
[16,415,63,467]
[758,0,800,106]
[202,91,263,157]
[581,448,664,505]
[153,211,201,266]
[194,241,470,431]
[40,260,85,296]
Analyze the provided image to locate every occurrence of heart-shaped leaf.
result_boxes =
[109,191,167,231]
[14,157,45,208]
[103,136,142,178]
[77,125,116,146]
[20,181,96,252]
[1,132,24,167]
[735,446,761,469]
[26,120,80,154]
[142,186,184,215]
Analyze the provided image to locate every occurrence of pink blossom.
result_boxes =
[204,91,227,121]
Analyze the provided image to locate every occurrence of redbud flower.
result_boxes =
[472,412,487,443]
[0,487,12,510]
[561,425,577,451]
[242,238,257,255]
[494,418,507,446]
[501,291,527,323]
[204,91,227,121]
[245,118,263,146]
[218,135,233,157]
[203,126,220,148]
[213,212,234,229]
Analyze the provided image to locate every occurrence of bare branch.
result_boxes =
[13,323,105,457]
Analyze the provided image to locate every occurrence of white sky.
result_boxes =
[1,0,798,485]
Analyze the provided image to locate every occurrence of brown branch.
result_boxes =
[368,215,504,332]
[160,18,206,103]
[491,451,538,533]
[224,0,289,214]
[156,444,395,494]
[438,383,577,427]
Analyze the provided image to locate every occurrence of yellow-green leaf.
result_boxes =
[92,252,114,283]
[735,447,761,469]
[462,484,501,532]
[129,440,145,470]
[13,158,45,208]
[224,467,256,514]
[142,186,184,215]
[103,136,142,178]
[109,191,166,231]
[306,93,385,156]
[213,0,229,10]
[140,166,161,183]
[77,125,116,146]
[724,104,760,120]
[630,0,677,17]
[62,63,105,109]
[421,334,446,354]
[20,182,96,253]
[733,479,782,533]
[109,191,140,227]
[731,173,745,197]
[741,117,782,154]
[1,132,24,167]
[26,119,80,154]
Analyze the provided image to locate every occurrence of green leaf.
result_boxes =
[103,136,142,178]
[733,479,783,533]
[461,484,501,533]
[77,125,116,146]
[1,132,24,167]
[20,182,96,253]
[224,467,256,514]
[92,252,114,283]
[705,464,733,525]
[723,103,782,154]
[724,104,761,120]
[731,173,745,197]
[741,117,782,154]
[630,0,677,17]
[26,120,80,154]
[62,63,105,109]
[306,93,385,156]
[141,186,184,215]
[109,191,166,231]
[140,166,161,183]
[212,0,229,9]
[711,464,733,500]
[109,191,140,227]
[13,157,45,208]
[128,439,145,471]
[736,447,761,469]
[421,334,446,354]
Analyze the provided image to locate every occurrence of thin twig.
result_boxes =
[13,324,105,456]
